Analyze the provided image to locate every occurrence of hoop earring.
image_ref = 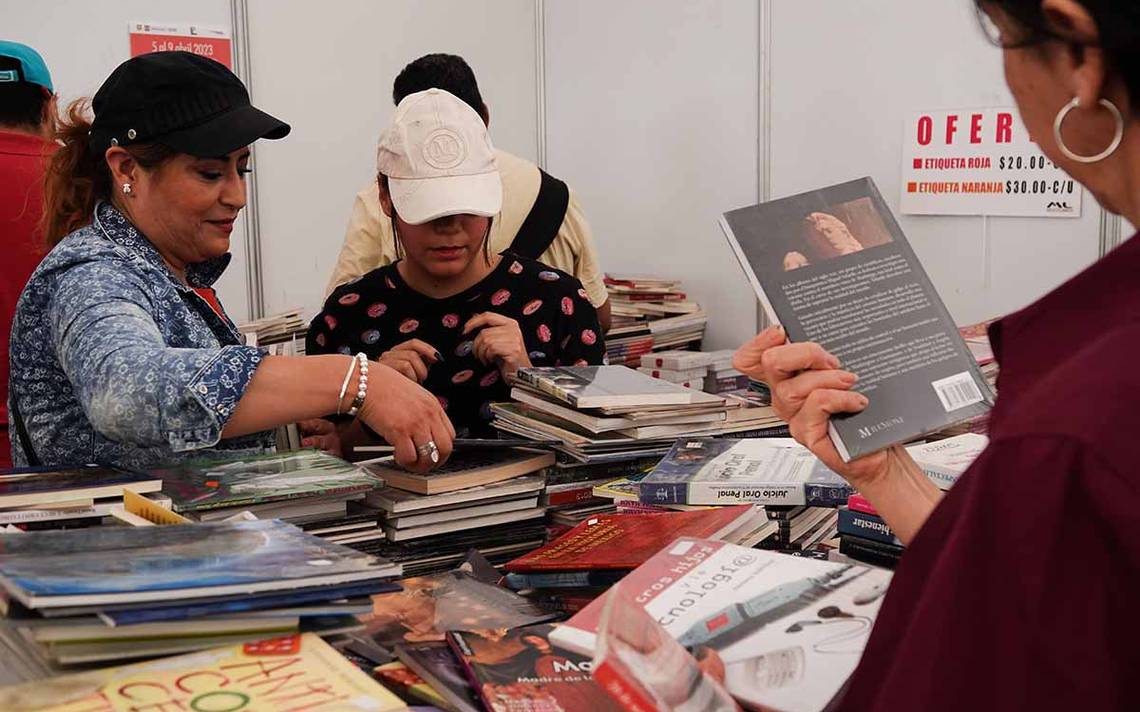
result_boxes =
[1053,97,1124,164]
[121,183,132,194]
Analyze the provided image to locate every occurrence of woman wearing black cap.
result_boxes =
[8,52,452,473]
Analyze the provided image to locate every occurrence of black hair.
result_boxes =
[381,174,494,265]
[392,53,487,120]
[0,57,49,130]
[977,1,1140,110]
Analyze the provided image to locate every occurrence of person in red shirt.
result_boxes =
[0,41,56,470]
[734,2,1140,709]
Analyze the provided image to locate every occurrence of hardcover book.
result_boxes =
[720,177,994,461]
[502,505,756,573]
[516,366,708,409]
[0,465,161,509]
[0,519,398,609]
[448,624,622,712]
[837,507,901,546]
[363,449,554,496]
[639,438,852,506]
[550,538,893,712]
[156,449,382,513]
[365,474,547,514]
[0,633,406,712]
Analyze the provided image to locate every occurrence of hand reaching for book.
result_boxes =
[299,418,344,457]
[733,327,890,488]
[358,362,455,473]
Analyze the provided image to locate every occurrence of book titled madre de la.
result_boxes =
[721,177,994,461]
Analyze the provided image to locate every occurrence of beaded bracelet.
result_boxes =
[347,353,369,417]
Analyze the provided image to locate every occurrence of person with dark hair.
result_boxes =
[326,53,612,333]
[9,51,453,472]
[307,89,604,443]
[0,41,56,469]
[732,1,1140,709]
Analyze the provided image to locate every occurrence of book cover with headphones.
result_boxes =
[550,537,892,712]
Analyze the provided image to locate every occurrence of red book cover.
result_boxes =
[846,493,878,515]
[503,505,753,573]
[448,624,622,712]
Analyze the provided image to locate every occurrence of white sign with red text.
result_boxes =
[900,107,1081,217]
[129,22,232,70]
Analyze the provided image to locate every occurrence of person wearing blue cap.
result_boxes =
[0,40,56,469]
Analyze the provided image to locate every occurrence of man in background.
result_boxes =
[325,53,612,332]
[0,41,55,469]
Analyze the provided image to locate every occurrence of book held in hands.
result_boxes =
[720,177,994,461]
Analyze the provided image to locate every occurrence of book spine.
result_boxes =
[0,504,109,524]
[916,464,960,491]
[839,536,902,569]
[846,493,879,515]
[717,424,792,439]
[504,571,626,589]
[837,507,902,546]
[640,481,805,506]
[542,488,602,507]
[803,481,854,507]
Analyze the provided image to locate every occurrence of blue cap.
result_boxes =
[0,40,53,92]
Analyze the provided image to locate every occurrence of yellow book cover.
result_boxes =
[0,633,407,712]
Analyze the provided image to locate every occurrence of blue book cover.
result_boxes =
[639,438,853,506]
[102,580,401,626]
[837,507,902,546]
[0,519,398,608]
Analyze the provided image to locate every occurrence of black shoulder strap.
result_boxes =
[508,169,570,260]
[9,393,40,466]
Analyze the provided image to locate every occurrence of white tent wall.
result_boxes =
[245,0,539,318]
[4,0,1114,345]
[2,0,252,322]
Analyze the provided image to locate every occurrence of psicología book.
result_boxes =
[638,438,852,506]
[551,537,892,712]
[0,633,405,712]
[720,177,994,461]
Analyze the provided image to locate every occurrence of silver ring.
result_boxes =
[416,441,440,464]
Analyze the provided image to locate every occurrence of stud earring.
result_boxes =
[122,183,132,195]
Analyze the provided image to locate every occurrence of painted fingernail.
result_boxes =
[434,351,445,362]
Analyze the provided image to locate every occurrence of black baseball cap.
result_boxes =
[89,51,289,157]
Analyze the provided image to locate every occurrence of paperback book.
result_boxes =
[156,449,382,513]
[0,519,398,609]
[516,366,707,409]
[0,465,161,509]
[551,538,892,712]
[0,633,405,712]
[449,623,622,712]
[363,449,554,496]
[503,505,756,573]
[720,177,994,461]
[639,438,852,506]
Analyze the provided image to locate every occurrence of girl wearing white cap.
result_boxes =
[307,89,605,438]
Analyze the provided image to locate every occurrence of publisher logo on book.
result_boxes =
[1046,200,1075,214]
[857,417,905,440]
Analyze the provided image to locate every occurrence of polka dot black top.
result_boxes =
[307,254,606,434]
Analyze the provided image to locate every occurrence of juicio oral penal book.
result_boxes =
[720,177,994,461]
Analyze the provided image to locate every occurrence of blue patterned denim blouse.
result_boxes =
[8,202,274,469]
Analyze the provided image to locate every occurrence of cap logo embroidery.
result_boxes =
[422,128,466,170]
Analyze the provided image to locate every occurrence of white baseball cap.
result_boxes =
[376,88,502,225]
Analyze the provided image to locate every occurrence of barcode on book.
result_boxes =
[931,372,983,412]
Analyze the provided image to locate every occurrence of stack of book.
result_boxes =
[354,449,553,577]
[603,275,707,365]
[0,519,400,678]
[638,349,753,394]
[837,433,988,568]
[236,308,308,349]
[0,464,169,532]
[156,450,386,548]
[762,504,840,554]
[500,506,775,611]
[492,366,785,464]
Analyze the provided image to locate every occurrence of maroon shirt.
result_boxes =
[838,232,1140,710]
[0,130,52,469]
